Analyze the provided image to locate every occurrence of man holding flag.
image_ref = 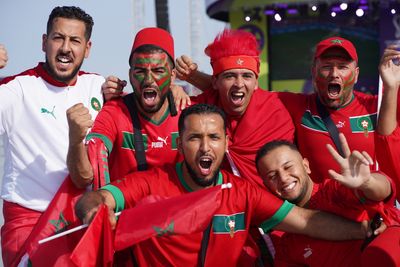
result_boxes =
[76,103,372,266]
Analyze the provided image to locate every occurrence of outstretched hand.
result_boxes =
[379,45,400,90]
[326,133,373,189]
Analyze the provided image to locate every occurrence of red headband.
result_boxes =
[211,56,260,76]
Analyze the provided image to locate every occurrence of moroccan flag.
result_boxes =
[15,176,85,266]
[114,184,227,251]
[70,204,114,267]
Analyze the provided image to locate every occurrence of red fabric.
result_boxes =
[376,125,400,201]
[13,176,85,266]
[87,98,182,182]
[1,201,41,267]
[193,89,295,188]
[361,226,400,267]
[114,185,222,251]
[70,205,114,267]
[28,226,85,267]
[272,177,400,266]
[211,55,259,76]
[278,91,378,183]
[107,165,287,266]
[131,27,174,60]
[87,138,109,189]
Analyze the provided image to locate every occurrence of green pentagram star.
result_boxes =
[153,221,175,237]
[49,212,71,233]
[330,39,343,44]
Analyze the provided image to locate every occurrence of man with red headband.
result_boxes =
[191,29,294,188]
[177,36,384,186]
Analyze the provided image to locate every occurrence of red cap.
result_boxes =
[131,27,174,61]
[314,37,358,63]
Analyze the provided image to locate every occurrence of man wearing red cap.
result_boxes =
[177,36,382,185]
[68,27,183,188]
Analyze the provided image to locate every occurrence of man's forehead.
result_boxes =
[220,68,255,75]
[183,114,224,130]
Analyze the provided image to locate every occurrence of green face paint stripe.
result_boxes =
[135,55,168,65]
[157,76,171,92]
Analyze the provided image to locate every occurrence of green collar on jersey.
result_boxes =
[175,162,223,192]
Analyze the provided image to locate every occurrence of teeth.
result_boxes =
[199,158,212,169]
[232,92,244,97]
[283,182,295,191]
[57,56,70,63]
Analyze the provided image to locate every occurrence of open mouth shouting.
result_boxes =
[198,156,213,176]
[55,55,73,70]
[142,88,159,106]
[230,91,245,106]
[327,83,342,99]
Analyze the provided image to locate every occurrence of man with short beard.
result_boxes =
[67,27,182,190]
[0,6,104,266]
[75,103,372,266]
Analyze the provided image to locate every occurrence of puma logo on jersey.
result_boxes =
[336,121,345,128]
[41,106,56,119]
[303,246,313,258]
[151,136,168,148]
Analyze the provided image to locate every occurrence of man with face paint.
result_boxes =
[75,104,373,267]
[67,27,181,188]
[0,6,104,266]
[256,135,400,267]
[177,36,380,184]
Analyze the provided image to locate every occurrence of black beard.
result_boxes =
[134,87,168,114]
[184,160,219,187]
[44,57,82,84]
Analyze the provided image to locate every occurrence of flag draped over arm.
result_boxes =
[114,184,226,251]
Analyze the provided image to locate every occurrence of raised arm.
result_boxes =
[67,103,94,188]
[175,55,212,91]
[0,44,8,69]
[378,46,400,135]
[326,133,391,201]
[274,205,369,240]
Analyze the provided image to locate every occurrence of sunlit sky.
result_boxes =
[0,0,227,82]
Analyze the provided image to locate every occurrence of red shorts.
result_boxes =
[1,201,41,267]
